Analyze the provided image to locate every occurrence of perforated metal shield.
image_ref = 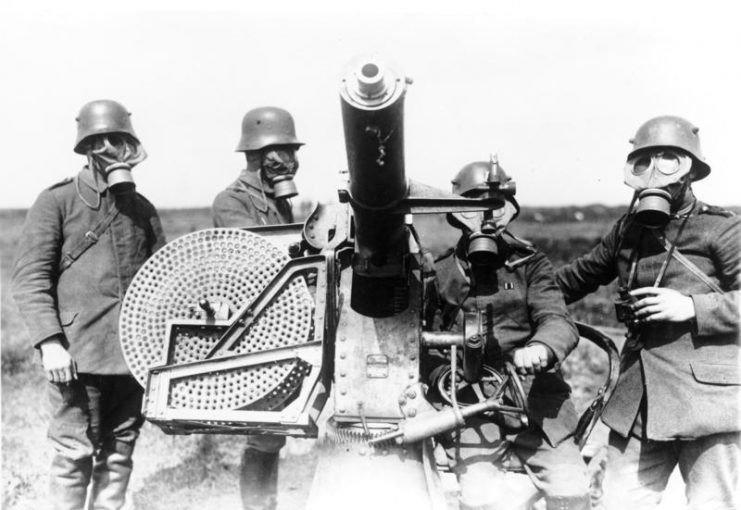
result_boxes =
[119,228,314,411]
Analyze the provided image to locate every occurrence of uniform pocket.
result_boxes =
[690,362,741,385]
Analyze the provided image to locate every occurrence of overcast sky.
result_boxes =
[1,0,739,209]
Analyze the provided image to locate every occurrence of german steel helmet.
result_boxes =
[235,107,304,152]
[451,157,513,196]
[74,99,139,154]
[628,115,711,181]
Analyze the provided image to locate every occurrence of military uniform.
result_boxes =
[12,166,165,509]
[556,202,740,508]
[434,238,590,510]
[212,169,293,227]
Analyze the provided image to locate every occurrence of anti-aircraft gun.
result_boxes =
[119,57,619,508]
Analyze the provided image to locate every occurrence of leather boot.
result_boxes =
[49,453,93,510]
[88,442,134,510]
[239,448,280,510]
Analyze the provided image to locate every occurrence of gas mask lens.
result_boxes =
[631,150,682,176]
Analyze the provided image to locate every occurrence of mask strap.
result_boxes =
[624,229,644,291]
[612,191,639,263]
[653,200,693,287]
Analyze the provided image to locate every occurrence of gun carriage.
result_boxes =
[119,57,618,508]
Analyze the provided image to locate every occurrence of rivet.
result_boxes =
[406,390,416,399]
[407,408,417,417]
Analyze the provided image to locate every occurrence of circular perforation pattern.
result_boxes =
[119,228,314,409]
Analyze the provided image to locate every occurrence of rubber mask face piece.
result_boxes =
[449,199,518,234]
[624,150,692,190]
[624,149,692,228]
[88,134,147,193]
[262,148,299,199]
[450,201,518,266]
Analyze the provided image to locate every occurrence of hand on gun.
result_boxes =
[39,336,78,384]
[512,344,553,375]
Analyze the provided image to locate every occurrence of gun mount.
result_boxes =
[118,56,619,509]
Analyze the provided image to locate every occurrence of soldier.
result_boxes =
[212,106,302,228]
[556,116,740,509]
[432,160,591,510]
[211,106,303,510]
[12,99,165,510]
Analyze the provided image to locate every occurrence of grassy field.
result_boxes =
[1,204,679,509]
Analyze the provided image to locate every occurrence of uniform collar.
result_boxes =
[238,168,268,194]
[78,165,108,193]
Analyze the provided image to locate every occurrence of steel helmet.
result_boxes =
[74,99,139,154]
[451,157,515,197]
[628,115,711,181]
[235,107,304,152]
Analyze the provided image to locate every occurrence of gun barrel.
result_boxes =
[340,58,410,274]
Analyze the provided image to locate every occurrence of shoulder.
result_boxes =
[47,176,74,191]
[213,186,252,210]
[31,177,75,210]
[694,202,740,234]
[697,203,736,219]
[134,191,160,215]
[505,231,537,254]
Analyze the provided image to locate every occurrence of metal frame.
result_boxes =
[141,253,335,436]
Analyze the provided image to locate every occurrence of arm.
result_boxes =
[11,189,76,382]
[526,252,580,362]
[692,216,740,336]
[514,252,579,374]
[555,219,622,304]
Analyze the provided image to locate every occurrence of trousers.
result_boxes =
[46,374,144,510]
[603,430,740,510]
[445,418,591,510]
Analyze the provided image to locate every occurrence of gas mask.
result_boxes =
[448,200,518,266]
[261,148,299,199]
[624,149,692,227]
[88,134,147,193]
